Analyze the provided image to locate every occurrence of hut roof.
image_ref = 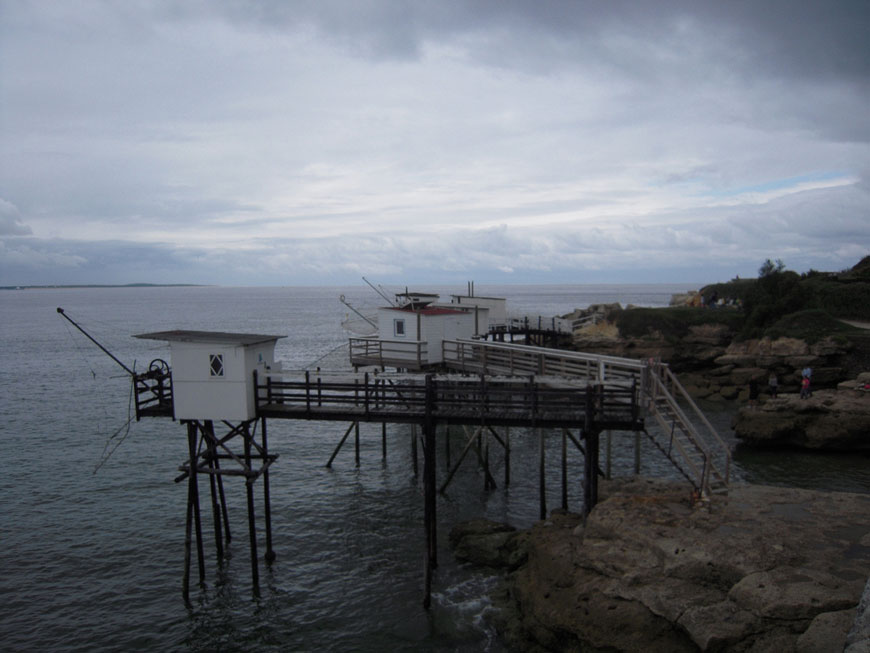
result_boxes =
[133,330,285,346]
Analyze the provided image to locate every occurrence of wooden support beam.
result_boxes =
[216,452,231,546]
[634,431,642,475]
[583,386,601,516]
[326,422,357,468]
[561,429,568,511]
[439,425,483,494]
[411,424,418,477]
[422,375,437,609]
[504,426,511,487]
[538,427,546,520]
[354,421,360,468]
[188,421,206,586]
[483,428,492,491]
[261,418,276,564]
[243,421,260,596]
[182,482,194,602]
[444,425,451,468]
[204,421,224,561]
[470,429,498,491]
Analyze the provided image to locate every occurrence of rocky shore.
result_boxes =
[733,373,870,450]
[566,303,870,451]
[452,478,870,652]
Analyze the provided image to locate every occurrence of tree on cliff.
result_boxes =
[740,260,812,338]
[758,258,785,277]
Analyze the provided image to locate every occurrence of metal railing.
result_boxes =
[442,338,645,387]
[644,364,731,493]
[133,369,173,420]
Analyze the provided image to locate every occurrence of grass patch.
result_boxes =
[614,307,742,342]
[763,309,861,343]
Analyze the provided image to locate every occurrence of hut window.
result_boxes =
[394,319,405,337]
[209,354,225,377]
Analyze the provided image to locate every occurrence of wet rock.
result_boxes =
[449,519,528,570]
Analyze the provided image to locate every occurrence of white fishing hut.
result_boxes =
[134,330,284,421]
[447,294,507,331]
[374,305,475,366]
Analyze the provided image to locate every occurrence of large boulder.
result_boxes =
[449,519,527,570]
[484,478,870,652]
[734,382,870,450]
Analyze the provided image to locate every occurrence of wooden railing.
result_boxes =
[491,314,575,334]
[349,337,429,370]
[255,371,640,428]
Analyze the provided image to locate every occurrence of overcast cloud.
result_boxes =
[1,0,868,286]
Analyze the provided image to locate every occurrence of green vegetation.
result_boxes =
[698,255,870,341]
[763,309,860,342]
[615,306,743,342]
[612,256,870,344]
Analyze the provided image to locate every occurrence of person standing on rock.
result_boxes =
[749,377,760,407]
[800,375,811,399]
[768,372,778,398]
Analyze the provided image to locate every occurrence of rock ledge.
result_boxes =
[452,478,870,652]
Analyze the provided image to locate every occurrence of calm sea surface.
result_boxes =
[1,284,868,652]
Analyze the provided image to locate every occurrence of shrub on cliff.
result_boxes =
[740,269,812,338]
[764,309,860,343]
[802,256,870,319]
[614,306,741,342]
[616,256,869,343]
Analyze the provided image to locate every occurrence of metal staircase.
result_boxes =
[642,363,731,496]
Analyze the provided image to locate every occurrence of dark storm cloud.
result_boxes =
[209,0,870,80]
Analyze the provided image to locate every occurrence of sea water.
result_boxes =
[1,284,867,652]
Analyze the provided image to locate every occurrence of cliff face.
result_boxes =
[453,479,870,652]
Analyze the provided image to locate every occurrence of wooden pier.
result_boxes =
[58,304,732,611]
[130,334,731,608]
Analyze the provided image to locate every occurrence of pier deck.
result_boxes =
[255,372,642,430]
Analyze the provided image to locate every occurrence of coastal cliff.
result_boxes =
[452,478,870,652]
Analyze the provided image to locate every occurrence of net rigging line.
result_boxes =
[303,341,351,371]
[92,364,136,475]
[59,311,138,472]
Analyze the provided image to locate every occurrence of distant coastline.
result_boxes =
[0,283,205,290]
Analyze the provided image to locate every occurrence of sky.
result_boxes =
[1,0,868,287]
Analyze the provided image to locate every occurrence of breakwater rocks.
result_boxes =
[452,478,870,652]
[733,374,870,450]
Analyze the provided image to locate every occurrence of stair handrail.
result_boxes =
[648,364,731,486]
[645,374,712,491]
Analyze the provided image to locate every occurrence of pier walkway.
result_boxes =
[345,337,730,496]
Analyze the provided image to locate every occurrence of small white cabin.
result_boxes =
[352,306,474,369]
[448,294,507,330]
[134,330,284,421]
